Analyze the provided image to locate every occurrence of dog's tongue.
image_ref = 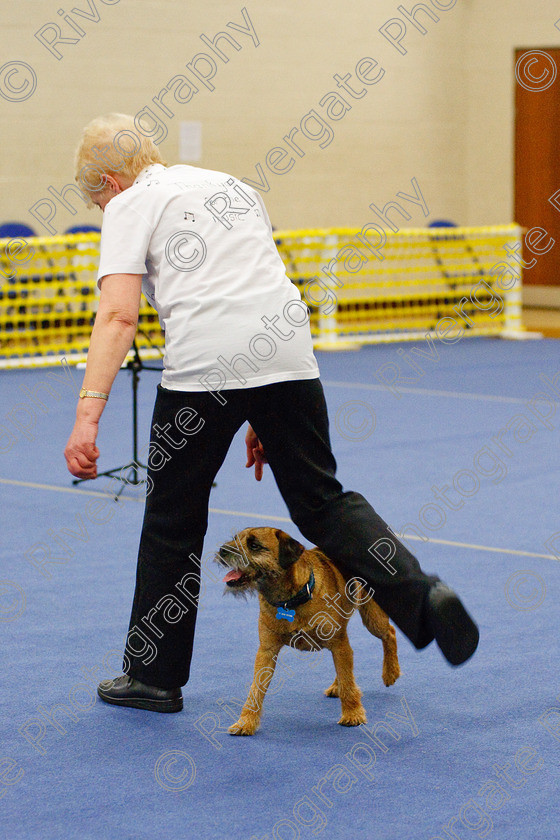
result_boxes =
[223,569,244,583]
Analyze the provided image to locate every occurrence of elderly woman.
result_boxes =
[65,113,478,713]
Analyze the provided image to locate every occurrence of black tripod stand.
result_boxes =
[72,339,161,498]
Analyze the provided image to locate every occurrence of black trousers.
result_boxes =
[124,379,438,689]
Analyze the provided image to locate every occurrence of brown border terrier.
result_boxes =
[216,527,401,735]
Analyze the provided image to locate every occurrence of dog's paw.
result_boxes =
[324,680,339,698]
[338,708,367,726]
[228,717,260,736]
[382,662,402,687]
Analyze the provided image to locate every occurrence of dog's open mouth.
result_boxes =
[223,569,252,588]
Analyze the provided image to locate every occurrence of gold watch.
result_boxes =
[79,388,109,400]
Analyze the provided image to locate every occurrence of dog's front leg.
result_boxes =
[330,635,367,726]
[229,642,283,736]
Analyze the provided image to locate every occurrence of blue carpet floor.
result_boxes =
[1,337,559,840]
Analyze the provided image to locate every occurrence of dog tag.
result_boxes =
[276,607,295,621]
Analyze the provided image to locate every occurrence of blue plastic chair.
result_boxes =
[65,225,101,234]
[0,222,36,239]
[428,219,458,228]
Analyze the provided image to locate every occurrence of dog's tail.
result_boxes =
[356,587,401,687]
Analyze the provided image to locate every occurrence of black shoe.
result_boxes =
[427,583,479,666]
[97,675,183,713]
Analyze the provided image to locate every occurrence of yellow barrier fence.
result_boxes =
[0,225,523,368]
[0,232,161,369]
[274,224,523,348]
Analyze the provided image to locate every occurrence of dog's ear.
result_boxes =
[275,530,304,569]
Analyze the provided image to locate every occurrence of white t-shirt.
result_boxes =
[97,163,319,392]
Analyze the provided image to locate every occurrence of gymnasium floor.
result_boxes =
[1,336,559,840]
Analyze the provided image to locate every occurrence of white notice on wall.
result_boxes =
[179,121,202,162]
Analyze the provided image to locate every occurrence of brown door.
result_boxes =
[515,47,560,285]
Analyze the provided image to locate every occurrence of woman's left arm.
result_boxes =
[64,273,142,479]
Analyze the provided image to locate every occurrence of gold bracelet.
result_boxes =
[79,388,109,401]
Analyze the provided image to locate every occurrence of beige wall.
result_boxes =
[0,0,558,235]
[465,1,560,225]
